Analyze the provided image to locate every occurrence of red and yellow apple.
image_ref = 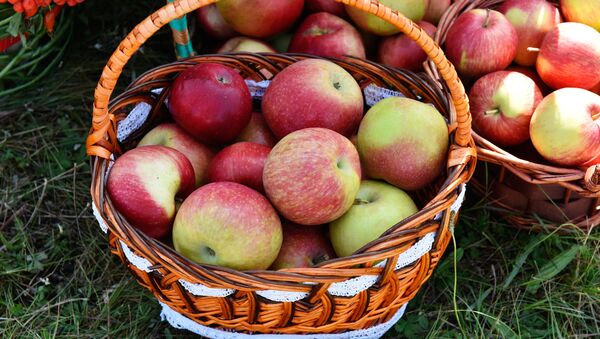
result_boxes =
[169,63,252,145]
[262,59,363,139]
[560,0,600,31]
[470,71,543,146]
[263,128,361,225]
[138,123,213,187]
[207,141,271,193]
[289,12,365,59]
[270,222,336,269]
[445,9,518,79]
[345,0,429,36]
[107,145,195,239]
[173,182,282,270]
[377,21,437,72]
[530,88,600,167]
[357,97,449,190]
[216,0,304,38]
[499,0,562,67]
[329,180,418,257]
[196,4,236,40]
[536,22,600,90]
[217,36,276,53]
[235,112,277,147]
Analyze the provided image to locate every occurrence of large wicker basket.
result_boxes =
[86,0,476,336]
[427,0,599,233]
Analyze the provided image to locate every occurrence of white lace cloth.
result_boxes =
[159,301,408,339]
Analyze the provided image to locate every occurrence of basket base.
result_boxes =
[159,301,408,338]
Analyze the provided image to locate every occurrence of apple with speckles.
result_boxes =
[560,0,600,31]
[235,112,277,147]
[138,123,213,187]
[169,63,252,145]
[207,142,271,193]
[262,59,363,139]
[263,128,361,225]
[357,97,448,190]
[270,222,336,269]
[330,180,418,257]
[107,145,195,239]
[173,182,283,270]
[445,9,517,79]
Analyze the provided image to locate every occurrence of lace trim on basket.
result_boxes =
[179,279,235,297]
[159,301,408,338]
[245,79,270,99]
[116,88,163,142]
[434,183,466,221]
[91,202,108,234]
[119,240,154,273]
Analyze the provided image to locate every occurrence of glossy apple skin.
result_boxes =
[173,182,282,270]
[423,0,451,25]
[263,128,361,225]
[560,0,600,31]
[270,222,336,270]
[196,4,236,40]
[138,123,213,187]
[217,0,304,39]
[530,88,600,167]
[207,142,271,193]
[445,9,518,79]
[536,23,600,90]
[305,0,346,17]
[345,0,429,36]
[330,180,418,257]
[235,112,277,147]
[217,36,276,53]
[107,145,195,239]
[262,59,363,139]
[470,71,543,146]
[378,21,437,72]
[506,66,552,95]
[169,63,252,145]
[289,12,365,59]
[357,97,449,190]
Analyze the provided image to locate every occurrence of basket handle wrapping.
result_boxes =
[86,0,472,158]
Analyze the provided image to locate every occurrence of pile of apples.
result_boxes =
[196,0,450,73]
[443,0,600,168]
[106,58,450,271]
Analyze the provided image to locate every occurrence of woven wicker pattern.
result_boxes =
[86,0,476,334]
[427,0,599,232]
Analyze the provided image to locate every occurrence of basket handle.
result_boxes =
[86,0,471,158]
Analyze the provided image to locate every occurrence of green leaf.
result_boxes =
[502,234,545,289]
[7,12,23,37]
[526,245,581,293]
[485,316,516,338]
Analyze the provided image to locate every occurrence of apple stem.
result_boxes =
[354,198,370,205]
[483,9,491,28]
[593,112,600,121]
[484,108,500,116]
[527,47,541,53]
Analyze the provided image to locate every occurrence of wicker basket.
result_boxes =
[86,0,476,336]
[427,0,599,232]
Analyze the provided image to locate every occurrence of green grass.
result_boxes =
[1,1,598,338]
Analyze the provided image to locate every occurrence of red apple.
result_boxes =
[357,97,449,190]
[498,0,562,67]
[560,0,600,31]
[169,63,252,145]
[346,0,429,36]
[216,0,304,38]
[207,142,271,193]
[107,146,195,239]
[530,88,600,167]
[469,71,543,146]
[288,12,365,59]
[263,128,361,225]
[173,182,282,270]
[423,0,451,25]
[536,23,600,90]
[262,59,363,139]
[445,9,518,79]
[196,4,236,40]
[304,0,346,17]
[138,123,213,187]
[377,21,437,72]
[506,66,552,95]
[217,36,276,53]
[270,222,336,269]
[235,112,277,147]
